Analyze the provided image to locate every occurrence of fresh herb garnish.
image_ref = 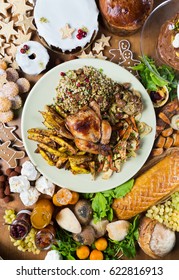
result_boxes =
[83,179,134,223]
[52,229,80,260]
[104,215,140,259]
[131,56,178,100]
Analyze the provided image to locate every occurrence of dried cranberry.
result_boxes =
[82,31,87,37]
[150,91,163,102]
[60,72,66,76]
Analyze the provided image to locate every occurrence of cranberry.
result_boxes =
[23,44,29,50]
[78,29,83,34]
[82,31,87,37]
[20,48,26,54]
[76,82,81,87]
[76,33,83,40]
[60,72,66,76]
[85,78,89,83]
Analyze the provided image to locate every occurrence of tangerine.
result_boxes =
[94,237,108,251]
[76,245,90,260]
[89,249,104,260]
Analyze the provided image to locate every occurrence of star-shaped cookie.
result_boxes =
[0,20,18,42]
[15,14,36,34]
[11,0,33,17]
[60,24,75,39]
[0,1,12,17]
[96,34,111,47]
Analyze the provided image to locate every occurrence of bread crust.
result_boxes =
[112,150,179,220]
[99,0,154,35]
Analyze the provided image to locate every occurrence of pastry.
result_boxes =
[99,0,154,35]
[158,13,179,71]
[112,150,179,220]
[33,0,99,54]
[16,41,50,75]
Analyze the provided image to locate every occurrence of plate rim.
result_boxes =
[21,58,156,193]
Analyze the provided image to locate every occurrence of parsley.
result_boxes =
[131,56,178,100]
[104,215,140,259]
[83,179,134,223]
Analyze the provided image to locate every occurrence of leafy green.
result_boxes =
[131,56,178,100]
[52,229,80,260]
[104,215,140,259]
[83,179,134,223]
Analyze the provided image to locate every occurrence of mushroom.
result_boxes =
[90,218,109,238]
[74,199,93,225]
[106,220,130,241]
[56,208,82,234]
[73,225,96,246]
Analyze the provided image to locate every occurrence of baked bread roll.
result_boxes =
[99,0,154,35]
[138,217,176,259]
[112,150,179,220]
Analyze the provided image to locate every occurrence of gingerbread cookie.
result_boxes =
[0,122,24,148]
[0,140,25,168]
[109,39,140,76]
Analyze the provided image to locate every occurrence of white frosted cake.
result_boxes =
[34,0,99,53]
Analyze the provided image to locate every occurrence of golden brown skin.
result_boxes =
[101,120,112,145]
[74,138,111,156]
[99,0,153,34]
[66,107,101,143]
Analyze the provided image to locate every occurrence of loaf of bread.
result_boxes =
[112,150,179,220]
[138,217,176,259]
[99,0,154,35]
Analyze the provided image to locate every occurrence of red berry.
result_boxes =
[60,72,66,76]
[20,48,26,54]
[78,29,83,34]
[76,33,82,40]
[82,31,87,37]
[76,82,81,87]
[23,44,29,50]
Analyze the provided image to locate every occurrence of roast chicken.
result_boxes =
[66,101,112,155]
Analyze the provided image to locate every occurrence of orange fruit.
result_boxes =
[89,249,104,260]
[56,188,72,205]
[52,193,62,206]
[69,191,80,205]
[94,237,108,251]
[76,245,90,260]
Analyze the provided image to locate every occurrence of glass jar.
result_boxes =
[30,198,54,229]
[9,210,31,240]
[35,224,56,250]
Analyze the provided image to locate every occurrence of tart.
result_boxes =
[34,0,99,54]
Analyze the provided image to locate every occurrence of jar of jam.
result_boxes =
[9,210,31,240]
[30,198,54,229]
[35,224,56,250]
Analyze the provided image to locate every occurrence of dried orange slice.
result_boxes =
[56,188,73,205]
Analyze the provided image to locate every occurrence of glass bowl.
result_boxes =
[140,0,179,72]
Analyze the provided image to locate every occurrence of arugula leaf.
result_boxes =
[52,229,80,260]
[83,179,134,222]
[131,56,178,100]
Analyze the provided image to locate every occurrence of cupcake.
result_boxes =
[34,0,99,54]
[98,0,154,35]
[158,13,179,71]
